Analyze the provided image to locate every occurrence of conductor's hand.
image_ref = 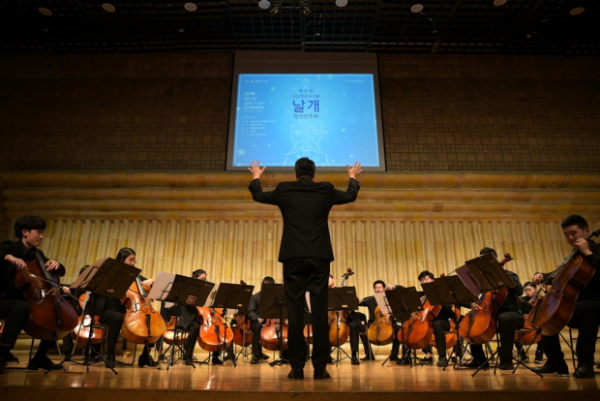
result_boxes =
[347,161,362,179]
[248,160,266,180]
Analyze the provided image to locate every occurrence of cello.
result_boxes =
[14,251,79,340]
[458,253,513,345]
[232,280,253,347]
[197,306,234,352]
[121,276,166,345]
[367,305,395,346]
[260,318,288,351]
[529,229,600,336]
[71,292,104,345]
[328,268,353,347]
[398,292,442,350]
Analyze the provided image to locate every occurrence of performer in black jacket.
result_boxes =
[532,214,600,379]
[0,216,66,373]
[248,157,361,380]
[246,276,276,364]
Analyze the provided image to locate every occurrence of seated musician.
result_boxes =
[0,216,66,373]
[328,274,361,365]
[515,281,544,364]
[87,247,156,368]
[417,270,459,367]
[532,214,600,379]
[358,280,402,363]
[464,247,524,370]
[246,276,275,364]
[169,269,224,365]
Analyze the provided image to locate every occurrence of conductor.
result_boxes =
[248,157,362,380]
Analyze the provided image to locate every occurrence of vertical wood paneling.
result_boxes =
[31,218,599,300]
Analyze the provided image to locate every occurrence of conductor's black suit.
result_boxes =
[248,176,360,371]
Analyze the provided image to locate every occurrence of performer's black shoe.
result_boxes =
[420,356,433,364]
[389,353,399,362]
[184,355,194,366]
[437,357,448,367]
[313,368,331,380]
[261,353,270,360]
[211,356,224,365]
[138,353,159,368]
[463,360,489,369]
[351,357,360,366]
[498,361,514,370]
[574,362,595,379]
[287,368,304,380]
[105,355,116,368]
[250,356,260,365]
[361,355,375,361]
[532,361,569,376]
[27,356,63,371]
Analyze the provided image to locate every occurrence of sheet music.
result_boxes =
[374,292,392,314]
[147,272,175,301]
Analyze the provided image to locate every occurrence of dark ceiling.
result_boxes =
[1,0,598,55]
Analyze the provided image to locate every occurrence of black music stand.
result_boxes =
[70,258,140,375]
[328,286,358,364]
[210,282,255,367]
[383,287,424,367]
[257,284,288,366]
[148,272,213,370]
[422,276,478,370]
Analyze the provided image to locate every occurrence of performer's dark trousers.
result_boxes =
[251,320,264,358]
[98,310,124,355]
[542,299,600,366]
[471,311,523,364]
[283,257,330,371]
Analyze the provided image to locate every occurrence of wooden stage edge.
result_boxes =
[2,349,600,401]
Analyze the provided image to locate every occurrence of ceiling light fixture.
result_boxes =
[38,7,52,16]
[570,7,585,16]
[335,0,348,7]
[184,3,198,12]
[410,4,424,14]
[102,3,116,13]
[299,0,312,16]
[258,0,271,10]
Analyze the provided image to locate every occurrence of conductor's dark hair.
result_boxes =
[561,214,589,230]
[14,216,46,239]
[192,269,207,279]
[479,247,498,259]
[373,280,386,289]
[418,270,435,281]
[116,247,136,263]
[295,157,316,178]
[262,276,275,284]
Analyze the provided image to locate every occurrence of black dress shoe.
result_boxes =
[212,357,224,365]
[287,368,304,380]
[437,357,448,367]
[351,357,360,365]
[498,361,514,370]
[463,360,489,369]
[27,357,64,371]
[250,356,260,365]
[261,353,270,360]
[420,356,433,364]
[396,357,410,365]
[314,369,331,380]
[361,355,375,361]
[138,354,159,368]
[389,354,399,362]
[574,362,595,379]
[532,361,569,376]
[105,355,116,368]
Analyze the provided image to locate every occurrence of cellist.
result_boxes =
[463,247,524,370]
[358,280,403,363]
[0,216,67,373]
[532,215,600,379]
[246,276,275,365]
[416,270,459,367]
[87,247,157,368]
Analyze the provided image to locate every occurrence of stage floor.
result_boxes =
[2,348,599,401]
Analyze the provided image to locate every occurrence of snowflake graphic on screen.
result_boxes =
[237,149,246,156]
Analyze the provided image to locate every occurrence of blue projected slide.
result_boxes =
[231,73,381,168]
